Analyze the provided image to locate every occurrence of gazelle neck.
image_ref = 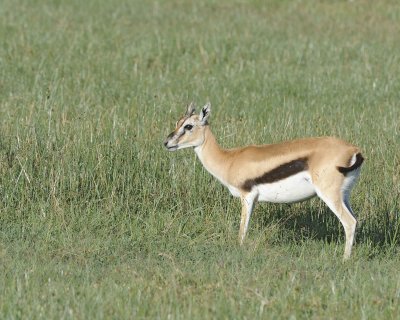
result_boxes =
[194,126,230,185]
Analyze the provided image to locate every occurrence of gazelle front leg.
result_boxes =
[239,192,258,245]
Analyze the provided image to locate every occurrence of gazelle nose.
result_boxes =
[163,141,168,147]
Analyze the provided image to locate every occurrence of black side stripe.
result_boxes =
[337,153,364,175]
[242,157,308,192]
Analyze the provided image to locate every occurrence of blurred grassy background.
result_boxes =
[0,0,399,318]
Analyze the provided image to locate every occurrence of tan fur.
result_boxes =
[164,103,363,260]
[195,127,360,190]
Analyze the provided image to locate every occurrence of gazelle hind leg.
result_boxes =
[340,169,361,258]
[315,167,361,260]
[341,197,357,259]
[315,188,357,260]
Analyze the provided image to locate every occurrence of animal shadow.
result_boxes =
[255,201,400,250]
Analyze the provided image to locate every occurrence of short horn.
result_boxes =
[185,102,196,116]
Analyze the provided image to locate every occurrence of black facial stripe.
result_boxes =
[178,128,186,138]
[242,157,309,192]
[166,131,175,140]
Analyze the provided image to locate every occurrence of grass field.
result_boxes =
[1,0,400,318]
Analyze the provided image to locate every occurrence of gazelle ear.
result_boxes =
[185,102,196,116]
[199,102,211,124]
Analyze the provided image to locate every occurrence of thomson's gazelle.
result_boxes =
[164,103,364,259]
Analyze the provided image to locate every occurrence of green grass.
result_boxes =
[1,0,400,318]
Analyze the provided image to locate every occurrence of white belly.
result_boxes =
[256,171,316,203]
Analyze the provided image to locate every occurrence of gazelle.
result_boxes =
[164,102,364,259]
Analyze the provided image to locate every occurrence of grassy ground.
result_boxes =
[1,0,400,318]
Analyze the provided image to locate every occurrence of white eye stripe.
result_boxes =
[178,128,186,137]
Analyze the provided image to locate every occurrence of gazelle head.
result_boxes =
[164,102,211,151]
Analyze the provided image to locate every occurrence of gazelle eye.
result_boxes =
[184,124,193,130]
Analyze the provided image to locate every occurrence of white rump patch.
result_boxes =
[349,153,357,166]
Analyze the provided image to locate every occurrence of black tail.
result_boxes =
[337,153,364,175]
